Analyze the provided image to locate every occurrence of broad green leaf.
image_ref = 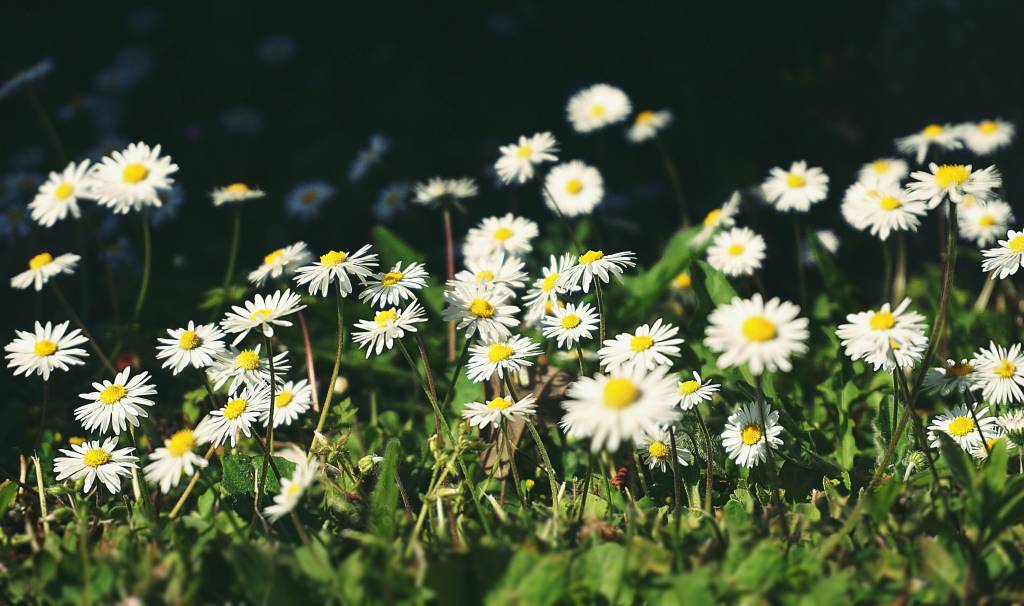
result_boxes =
[0,481,17,517]
[221,455,295,495]
[373,224,425,265]
[370,438,400,541]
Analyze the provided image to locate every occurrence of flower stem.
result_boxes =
[33,381,49,453]
[308,289,345,462]
[50,282,115,373]
[966,389,991,457]
[168,445,216,518]
[668,426,683,533]
[503,375,560,518]
[443,208,456,361]
[973,276,997,312]
[892,232,907,303]
[32,455,49,537]
[398,338,450,445]
[693,407,714,513]
[653,134,689,227]
[131,211,151,325]
[257,335,278,505]
[501,420,526,509]
[594,280,607,348]
[575,344,586,376]
[297,311,320,412]
[212,207,242,320]
[578,452,593,523]
[541,184,582,253]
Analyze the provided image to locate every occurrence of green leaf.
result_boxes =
[619,225,702,317]
[221,455,295,495]
[0,481,17,517]
[935,432,975,489]
[373,225,425,265]
[696,260,736,306]
[369,438,400,541]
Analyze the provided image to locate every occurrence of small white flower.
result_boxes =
[523,253,579,324]
[495,132,559,184]
[211,182,265,207]
[352,301,427,357]
[694,191,741,245]
[927,403,997,452]
[856,158,909,188]
[958,200,1014,247]
[541,301,599,350]
[566,83,631,133]
[461,394,537,430]
[835,298,928,371]
[971,429,1016,460]
[626,109,672,143]
[923,359,976,396]
[895,123,963,164]
[155,321,227,375]
[413,177,478,205]
[676,371,719,411]
[857,186,928,241]
[558,249,636,294]
[247,242,311,287]
[970,341,1024,405]
[5,321,89,381]
[761,161,829,212]
[466,334,541,383]
[998,410,1024,445]
[53,437,138,494]
[543,160,604,218]
[959,119,1015,156]
[259,379,313,428]
[89,141,178,214]
[721,402,783,468]
[75,367,157,435]
[264,459,319,523]
[293,244,379,298]
[462,213,539,260]
[10,251,80,291]
[638,429,690,472]
[208,344,290,392]
[598,319,684,374]
[195,382,271,448]
[704,294,808,375]
[906,162,1001,209]
[981,229,1024,280]
[221,289,306,346]
[359,261,428,308]
[451,254,527,297]
[144,429,208,494]
[442,283,520,342]
[706,227,766,276]
[28,160,93,227]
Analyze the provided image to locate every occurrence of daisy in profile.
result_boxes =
[522,253,578,323]
[970,341,1024,405]
[221,289,306,346]
[155,321,226,374]
[895,123,963,164]
[721,402,783,468]
[144,429,208,493]
[676,371,719,411]
[10,251,80,291]
[358,261,428,308]
[560,365,681,452]
[543,160,604,218]
[89,141,178,213]
[559,249,636,293]
[857,158,908,188]
[906,163,1001,209]
[694,191,740,244]
[761,161,829,212]
[451,255,527,297]
[211,182,265,207]
[706,227,766,276]
[958,200,1013,247]
[264,459,319,523]
[294,244,379,298]
[541,301,599,349]
[927,403,997,451]
[566,83,631,133]
[28,160,93,227]
[858,186,927,241]
[466,334,541,383]
[959,119,1015,156]
[53,437,138,494]
[835,299,928,371]
[841,182,880,230]
[495,132,559,184]
[981,230,1024,280]
[638,429,690,472]
[923,359,976,396]
[462,394,537,430]
[285,180,335,221]
[462,213,539,260]
[442,282,520,342]
[413,177,478,206]
[195,382,271,447]
[998,410,1024,445]
[598,319,683,373]
[259,379,313,428]
[352,301,427,357]
[627,109,672,143]
[248,242,311,286]
[704,294,809,375]
[5,321,88,380]
[75,367,157,435]
[208,344,290,391]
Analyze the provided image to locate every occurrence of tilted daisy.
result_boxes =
[264,458,319,523]
[638,429,691,472]
[144,429,208,494]
[560,365,681,453]
[89,141,178,213]
[566,83,631,133]
[208,344,290,392]
[541,301,599,349]
[927,403,997,452]
[194,382,271,448]
[352,301,427,357]
[358,261,428,308]
[598,319,684,374]
[285,180,334,221]
[413,177,478,206]
[248,242,312,287]
[442,282,520,342]
[959,119,1015,156]
[704,294,809,375]
[211,182,265,207]
[841,182,880,231]
[857,158,908,188]
[835,299,928,371]
[259,379,313,428]
[294,244,378,298]
[998,411,1024,445]
[466,334,542,383]
[970,428,1016,460]
[627,109,672,143]
[522,253,578,324]
[923,359,976,396]
[155,321,227,374]
[676,371,720,411]
[10,251,80,291]
[980,229,1024,280]
[970,341,1024,405]
[5,321,88,380]
[761,161,829,212]
[221,289,306,346]
[857,186,927,241]
[462,213,539,260]
[906,163,1001,209]
[706,226,766,276]
[895,123,963,164]
[53,437,138,494]
[721,402,783,468]
[451,254,527,297]
[543,160,604,218]
[461,394,537,430]
[958,200,1013,247]
[75,367,157,435]
[495,131,559,184]
[694,191,741,244]
[558,249,636,294]
[28,160,93,227]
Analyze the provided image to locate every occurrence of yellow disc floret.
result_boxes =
[603,378,639,409]
[741,316,776,342]
[934,164,970,189]
[648,440,670,459]
[99,384,126,405]
[469,298,494,318]
[320,250,347,266]
[487,343,513,362]
[948,416,974,437]
[786,173,806,188]
[122,163,149,184]
[235,349,260,370]
[679,380,700,395]
[82,448,110,468]
[630,335,654,352]
[34,339,58,357]
[54,183,74,200]
[166,429,196,457]
[374,309,398,327]
[493,227,513,241]
[178,330,201,350]
[561,314,582,329]
[996,360,1017,378]
[275,391,294,408]
[224,398,248,420]
[869,311,896,331]
[579,250,604,264]
[29,252,53,270]
[740,424,763,445]
[565,179,584,194]
[487,397,513,411]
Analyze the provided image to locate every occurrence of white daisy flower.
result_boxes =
[970,341,1024,405]
[259,379,312,428]
[462,213,539,260]
[721,402,783,468]
[558,249,636,294]
[442,282,520,342]
[155,321,227,375]
[704,294,809,375]
[451,254,527,297]
[923,359,976,396]
[676,371,720,411]
[247,242,312,287]
[541,301,599,349]
[841,182,881,231]
[598,319,684,374]
[5,321,89,380]
[835,298,928,371]
[495,132,559,184]
[543,160,604,218]
[523,253,579,324]
[358,261,428,308]
[927,403,997,452]
[981,229,1024,280]
[466,334,542,383]
[959,119,1015,156]
[694,191,741,245]
[352,301,427,357]
[906,163,1001,209]
[760,161,829,212]
[706,227,766,276]
[971,429,1016,460]
[857,186,928,241]
[144,429,208,494]
[194,382,271,448]
[263,459,319,523]
[221,289,306,346]
[958,200,1014,247]
[638,429,690,472]
[53,437,138,494]
[998,410,1024,445]
[413,177,478,206]
[74,367,157,435]
[626,109,672,143]
[89,141,178,214]
[294,244,379,298]
[211,182,266,207]
[10,251,80,291]
[566,83,631,133]
[895,123,963,164]
[208,344,290,392]
[857,158,909,188]
[461,394,537,430]
[28,160,93,227]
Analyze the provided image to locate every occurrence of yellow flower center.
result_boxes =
[727,244,745,256]
[374,309,398,327]
[741,316,776,342]
[381,271,404,286]
[1008,236,1024,253]
[740,424,763,445]
[879,196,901,211]
[579,250,604,264]
[487,397,512,410]
[565,179,584,195]
[320,250,347,266]
[249,309,273,322]
[679,380,700,395]
[630,335,654,352]
[487,343,514,362]
[979,120,999,134]
[469,298,494,318]
[475,270,495,282]
[923,124,944,138]
[871,160,890,174]
[996,360,1017,379]
[979,215,996,227]
[286,483,302,496]
[275,391,294,408]
[542,273,559,292]
[648,440,670,459]
[99,384,126,405]
[235,349,260,370]
[493,227,514,241]
[263,249,285,266]
[635,110,656,125]
[224,398,247,420]
[178,330,201,350]
[29,252,53,270]
[869,311,896,331]
[122,163,150,184]
[786,173,806,188]
[946,362,974,377]
[226,183,250,193]
[561,314,582,329]
[603,378,639,409]
[703,208,722,227]
[948,416,974,437]
[82,448,110,468]
[54,183,74,200]
[589,104,606,118]
[672,272,692,289]
[515,145,532,159]
[934,164,970,189]
[167,430,196,457]
[33,339,57,357]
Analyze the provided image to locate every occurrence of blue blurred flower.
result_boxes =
[103,236,137,270]
[347,134,391,183]
[373,182,410,223]
[0,204,32,242]
[0,58,54,100]
[150,184,185,227]
[286,180,335,221]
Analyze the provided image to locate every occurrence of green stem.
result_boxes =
[576,344,586,376]
[501,420,526,509]
[441,336,474,412]
[398,339,451,444]
[308,289,345,462]
[669,426,683,533]
[892,231,907,303]
[131,212,152,325]
[541,184,582,253]
[50,282,115,373]
[693,407,714,513]
[168,445,216,518]
[502,376,560,517]
[212,207,242,320]
[578,453,594,523]
[594,280,607,348]
[258,335,278,505]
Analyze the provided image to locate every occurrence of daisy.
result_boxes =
[927,403,997,451]
[211,182,265,207]
[706,227,766,276]
[462,213,539,260]
[923,359,976,396]
[285,180,334,221]
[89,141,178,213]
[971,429,1016,460]
[466,334,542,383]
[857,158,909,188]
[5,321,88,380]
[676,371,720,411]
[721,402,783,468]
[761,161,829,212]
[10,251,80,291]
[442,282,520,342]
[461,394,537,430]
[155,321,227,375]
[522,254,578,323]
[906,163,1001,209]
[543,160,604,218]
[694,191,740,244]
[28,160,93,227]
[970,341,1024,405]
[221,289,306,346]
[143,429,208,494]
[74,367,157,435]
[495,132,559,184]
[981,230,1024,280]
[626,109,672,143]
[704,294,809,375]
[352,301,427,357]
[194,382,271,448]
[263,459,319,523]
[998,410,1024,445]
[347,133,391,183]
[541,301,599,349]
[247,242,311,287]
[857,186,927,241]
[208,344,290,392]
[835,299,928,371]
[958,200,1013,247]
[259,379,313,428]
[373,182,410,221]
[294,244,379,298]
[841,182,881,230]
[558,249,636,294]
[959,119,1015,156]
[53,437,138,494]
[598,319,684,373]
[895,123,963,164]
[566,83,631,133]
[560,365,681,453]
[358,261,428,308]
[451,254,527,297]
[638,429,691,472]
[413,177,478,206]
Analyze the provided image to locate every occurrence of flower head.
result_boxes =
[694,191,741,245]
[208,344,290,392]
[29,160,93,227]
[54,437,138,494]
[598,319,683,374]
[352,301,427,357]
[462,213,539,260]
[442,282,520,342]
[259,379,313,428]
[221,289,306,346]
[90,142,178,214]
[248,242,311,287]
[462,394,537,430]
[706,227,765,276]
[959,119,1014,156]
[543,161,604,218]
[195,382,271,448]
[10,251,80,291]
[523,253,579,324]
[285,180,334,220]
[5,321,88,381]
[927,403,997,452]
[721,402,783,468]
[155,321,226,375]
[541,301,599,350]
[567,84,631,133]
[144,429,208,494]
[676,371,720,411]
[704,294,808,375]
[75,367,157,435]
[906,163,1001,209]
[413,177,478,206]
[466,334,541,383]
[835,299,928,371]
[638,429,690,472]
[895,123,963,164]
[958,200,1014,247]
[761,161,829,212]
[495,132,559,184]
[558,249,636,293]
[627,109,672,143]
[970,341,1024,405]
[294,244,378,298]
[211,182,265,207]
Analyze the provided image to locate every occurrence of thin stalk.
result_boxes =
[168,445,217,518]
[32,455,49,537]
[966,389,991,457]
[77,500,92,606]
[973,277,996,312]
[501,420,526,509]
[131,212,152,325]
[308,289,345,462]
[653,134,689,227]
[291,510,312,545]
[502,376,560,517]
[693,407,714,513]
[398,339,450,444]
[257,335,278,505]
[297,311,320,412]
[893,232,907,303]
[50,282,115,373]
[541,184,582,253]
[578,452,594,523]
[212,207,242,320]
[575,344,586,376]
[414,333,441,406]
[594,280,607,347]
[441,337,474,412]
[668,426,683,533]
[443,208,456,361]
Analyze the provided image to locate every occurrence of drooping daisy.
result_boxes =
[208,344,290,392]
[906,163,1001,209]
[75,367,157,435]
[28,160,93,227]
[706,227,766,276]
[462,213,539,260]
[541,301,599,349]
[247,242,311,287]
[927,403,997,452]
[598,319,684,374]
[981,230,1024,280]
[451,254,527,297]
[495,132,559,184]
[566,83,631,133]
[89,141,178,213]
[694,191,741,244]
[721,402,783,468]
[560,365,681,453]
[959,119,1015,156]
[676,371,720,411]
[285,180,335,221]
[259,379,312,428]
[626,109,672,143]
[760,161,829,212]
[958,200,1014,247]
[543,160,604,218]
[413,177,478,206]
[442,282,520,342]
[293,244,379,298]
[895,123,963,164]
[221,289,306,346]
[358,261,428,308]
[352,301,427,357]
[704,294,809,375]
[923,359,976,396]
[461,394,537,430]
[835,299,928,371]
[144,429,208,493]
[210,182,265,207]
[558,249,636,294]
[155,321,226,375]
[857,158,909,188]
[263,459,319,523]
[637,429,691,472]
[53,437,138,494]
[466,334,542,383]
[5,321,89,380]
[523,253,579,324]
[194,382,271,448]
[857,186,927,241]
[970,341,1024,405]
[10,251,80,291]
